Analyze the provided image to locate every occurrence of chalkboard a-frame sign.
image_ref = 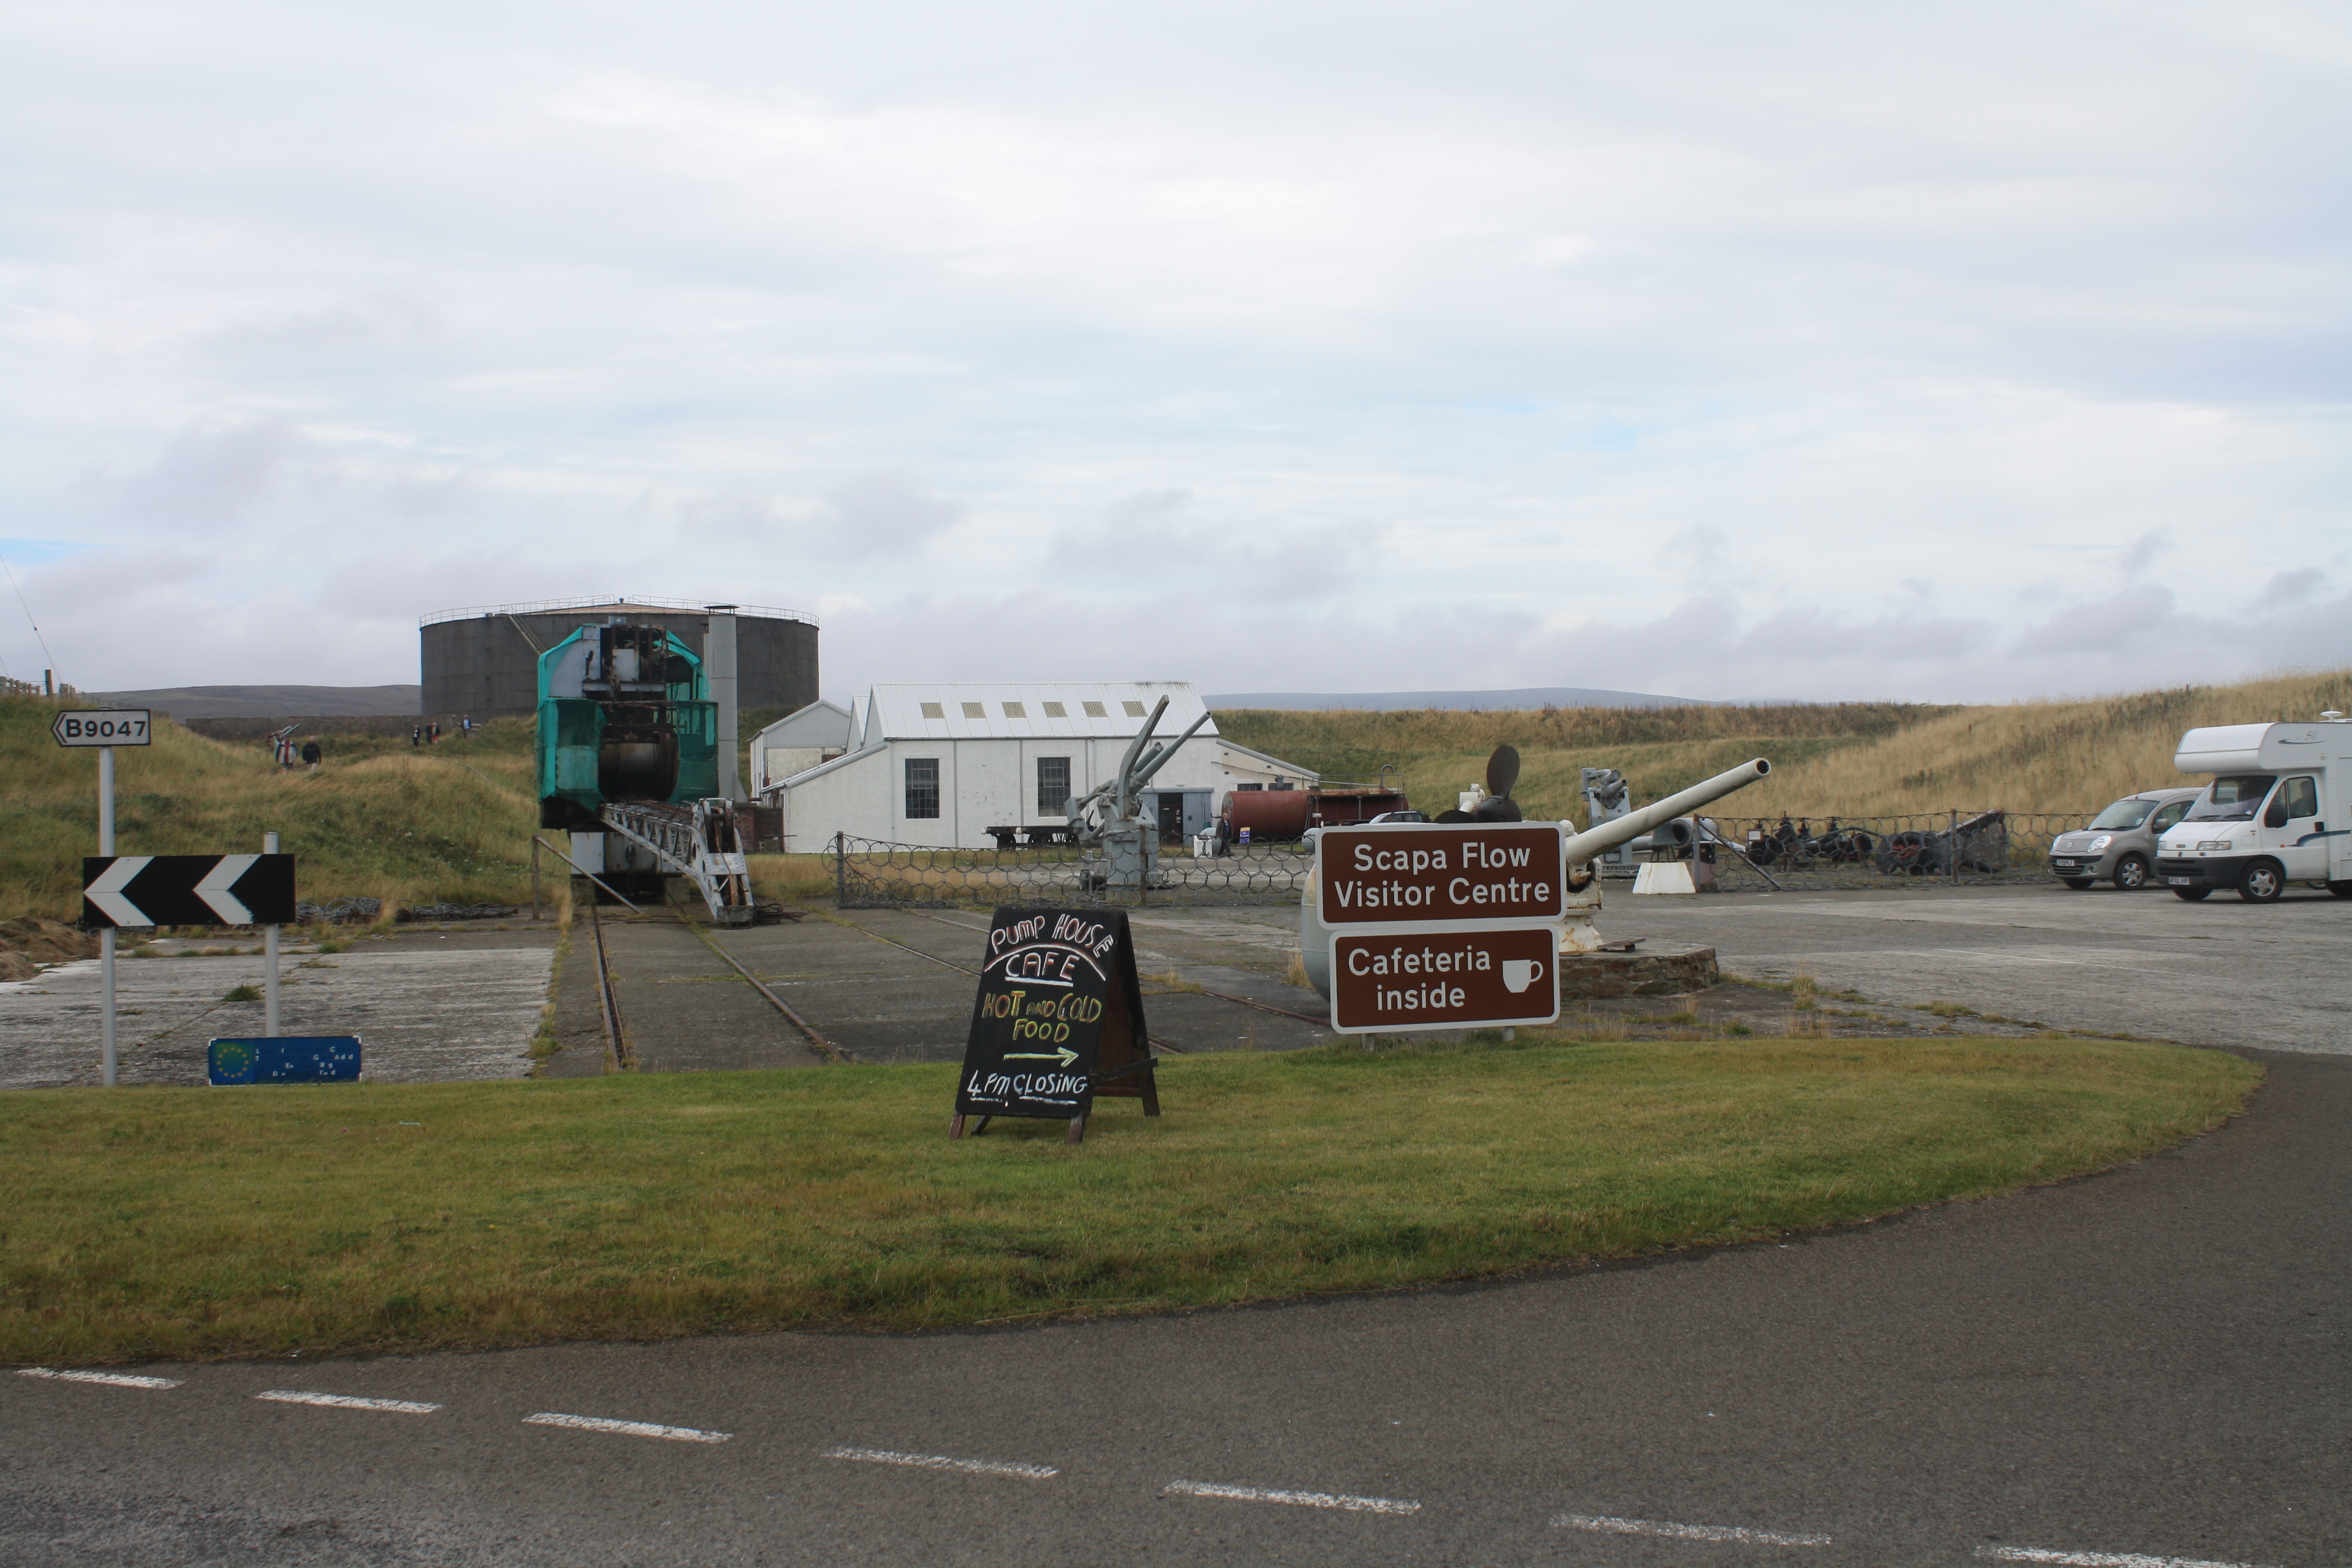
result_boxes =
[952,906,1160,1144]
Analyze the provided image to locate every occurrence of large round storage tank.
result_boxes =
[420,596,818,717]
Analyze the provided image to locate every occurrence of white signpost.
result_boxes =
[54,711,151,1086]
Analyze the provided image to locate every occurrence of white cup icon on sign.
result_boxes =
[1501,958,1543,995]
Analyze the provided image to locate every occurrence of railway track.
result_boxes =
[581,890,843,1072]
[584,897,632,1071]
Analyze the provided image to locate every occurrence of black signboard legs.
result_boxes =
[952,907,1160,1144]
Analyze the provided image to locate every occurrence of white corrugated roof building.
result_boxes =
[764,681,1315,852]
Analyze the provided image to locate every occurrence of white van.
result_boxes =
[2155,714,2352,902]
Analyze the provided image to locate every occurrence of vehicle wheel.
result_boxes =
[2060,877,2094,889]
[2238,860,2285,903]
[2330,881,2352,899]
[2112,854,2149,891]
[2172,886,2212,901]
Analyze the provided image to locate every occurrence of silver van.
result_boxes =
[2048,788,2203,890]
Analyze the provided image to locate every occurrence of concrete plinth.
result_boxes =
[1557,941,1719,999]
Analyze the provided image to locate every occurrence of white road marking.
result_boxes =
[1165,1479,1420,1515]
[1554,1512,1832,1546]
[257,1390,440,1414]
[823,1445,1057,1479]
[522,1411,731,1443]
[1975,1547,2271,1568]
[17,1367,181,1389]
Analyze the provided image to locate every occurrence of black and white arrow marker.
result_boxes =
[81,855,297,929]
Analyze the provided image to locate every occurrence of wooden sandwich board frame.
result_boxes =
[951,906,1160,1145]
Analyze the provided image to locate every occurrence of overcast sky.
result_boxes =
[4,1,2347,704]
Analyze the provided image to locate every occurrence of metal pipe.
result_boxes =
[1131,710,1213,787]
[708,607,740,801]
[1111,697,1170,818]
[264,830,280,1038]
[1562,759,1771,864]
[100,745,115,1088]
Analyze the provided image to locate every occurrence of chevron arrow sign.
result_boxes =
[81,854,297,929]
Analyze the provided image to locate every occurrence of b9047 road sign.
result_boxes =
[53,710,151,746]
[1328,927,1560,1033]
[1316,823,1566,925]
[82,855,296,929]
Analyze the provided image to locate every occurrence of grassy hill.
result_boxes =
[1218,669,2352,825]
[0,697,546,925]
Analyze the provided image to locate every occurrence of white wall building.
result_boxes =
[766,682,1316,852]
[748,699,854,795]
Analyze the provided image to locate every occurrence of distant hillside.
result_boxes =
[88,685,423,719]
[1742,670,2352,819]
[1206,685,1705,711]
[1215,704,1944,820]
[1216,669,2352,825]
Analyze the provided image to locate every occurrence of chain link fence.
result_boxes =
[832,811,2099,908]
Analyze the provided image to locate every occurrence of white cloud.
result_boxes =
[0,1,2345,697]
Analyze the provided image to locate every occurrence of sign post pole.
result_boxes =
[264,831,281,1037]
[100,744,116,1088]
[53,709,152,1088]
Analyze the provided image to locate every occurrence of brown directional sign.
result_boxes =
[1316,823,1565,925]
[1328,926,1561,1033]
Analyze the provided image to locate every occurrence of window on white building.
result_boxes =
[1037,757,1071,815]
[905,758,940,818]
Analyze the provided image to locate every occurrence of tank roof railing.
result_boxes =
[420,595,815,628]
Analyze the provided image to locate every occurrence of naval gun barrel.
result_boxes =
[1563,758,1770,863]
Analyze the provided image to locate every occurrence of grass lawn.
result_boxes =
[0,1036,2258,1365]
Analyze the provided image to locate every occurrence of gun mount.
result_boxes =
[1579,766,1635,874]
[1067,695,1214,895]
[1553,757,1770,950]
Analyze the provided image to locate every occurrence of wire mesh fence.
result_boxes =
[831,811,2102,908]
[832,834,1314,909]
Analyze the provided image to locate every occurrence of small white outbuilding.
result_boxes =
[763,682,1315,852]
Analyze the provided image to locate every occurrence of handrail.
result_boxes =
[420,595,815,627]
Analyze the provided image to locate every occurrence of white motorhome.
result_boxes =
[2155,713,2352,902]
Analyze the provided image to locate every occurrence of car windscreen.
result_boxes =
[2186,775,2275,822]
[2087,798,2154,830]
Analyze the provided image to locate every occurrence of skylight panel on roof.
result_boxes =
[1002,702,1025,718]
[962,702,985,718]
[1123,701,1146,717]
[1042,701,1065,717]
[921,702,944,719]
[1083,701,1107,717]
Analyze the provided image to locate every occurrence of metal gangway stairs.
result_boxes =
[599,797,756,926]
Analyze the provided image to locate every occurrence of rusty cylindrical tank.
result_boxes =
[1226,789,1312,840]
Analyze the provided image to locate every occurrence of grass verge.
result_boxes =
[0,1035,2257,1364]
